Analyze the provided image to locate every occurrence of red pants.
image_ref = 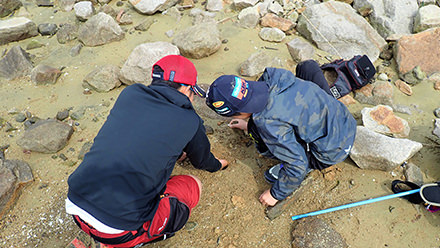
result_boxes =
[73,175,200,248]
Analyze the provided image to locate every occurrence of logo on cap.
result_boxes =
[231,77,248,100]
[212,101,224,108]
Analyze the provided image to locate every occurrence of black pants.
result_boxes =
[295,60,333,97]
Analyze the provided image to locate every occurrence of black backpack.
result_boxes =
[321,55,376,99]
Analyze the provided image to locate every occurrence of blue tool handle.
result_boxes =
[291,188,420,221]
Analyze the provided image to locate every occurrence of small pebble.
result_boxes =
[15,113,27,122]
[434,108,440,118]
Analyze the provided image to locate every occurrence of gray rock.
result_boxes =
[350,126,423,171]
[15,113,26,122]
[31,64,62,85]
[239,51,282,77]
[172,23,221,59]
[26,40,45,50]
[400,65,426,85]
[163,6,181,22]
[56,110,69,121]
[434,118,440,139]
[353,0,418,38]
[0,151,33,217]
[0,17,38,45]
[119,42,179,85]
[233,0,259,10]
[404,163,423,186]
[267,0,283,15]
[354,80,394,106]
[17,119,74,153]
[0,0,22,18]
[38,23,58,36]
[0,46,33,80]
[0,165,18,216]
[297,1,386,62]
[291,218,346,248]
[258,27,285,42]
[287,37,315,62]
[70,43,83,57]
[206,0,223,12]
[83,64,121,92]
[129,0,179,15]
[59,0,76,11]
[78,141,93,159]
[78,12,125,47]
[134,18,156,31]
[57,23,78,44]
[98,4,117,18]
[238,6,260,29]
[74,1,95,21]
[35,0,54,6]
[189,8,216,25]
[434,108,440,118]
[414,5,440,33]
[4,159,33,184]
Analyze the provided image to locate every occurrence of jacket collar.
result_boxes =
[148,82,194,109]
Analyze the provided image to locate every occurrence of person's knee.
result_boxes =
[188,175,202,195]
[297,60,320,73]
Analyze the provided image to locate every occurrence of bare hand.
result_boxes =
[219,159,229,170]
[259,189,278,207]
[228,119,248,131]
[177,152,187,162]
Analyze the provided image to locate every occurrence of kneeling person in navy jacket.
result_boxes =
[66,55,228,247]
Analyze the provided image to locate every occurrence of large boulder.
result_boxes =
[78,12,125,46]
[350,126,423,171]
[395,28,440,75]
[17,119,74,153]
[296,1,386,62]
[414,4,440,33]
[353,0,418,38]
[172,23,221,59]
[119,42,179,85]
[0,17,38,45]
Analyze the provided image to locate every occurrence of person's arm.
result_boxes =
[184,121,228,172]
[257,119,309,202]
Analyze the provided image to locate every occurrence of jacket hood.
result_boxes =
[260,68,297,94]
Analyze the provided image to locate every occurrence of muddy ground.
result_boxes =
[1,1,440,247]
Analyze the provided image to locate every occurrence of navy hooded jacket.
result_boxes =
[252,68,356,201]
[67,83,221,230]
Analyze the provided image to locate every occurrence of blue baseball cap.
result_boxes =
[206,75,269,117]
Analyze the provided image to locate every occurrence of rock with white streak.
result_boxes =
[0,17,38,45]
[297,1,386,62]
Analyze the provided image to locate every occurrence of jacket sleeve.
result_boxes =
[258,119,309,201]
[184,121,222,172]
